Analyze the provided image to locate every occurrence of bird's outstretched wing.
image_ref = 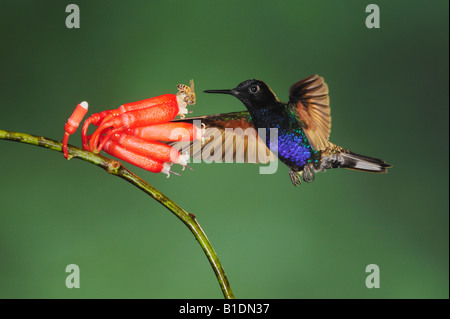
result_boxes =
[170,111,276,164]
[288,74,332,151]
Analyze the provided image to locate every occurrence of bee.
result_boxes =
[177,79,196,105]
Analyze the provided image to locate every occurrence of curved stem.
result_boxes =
[0,129,234,299]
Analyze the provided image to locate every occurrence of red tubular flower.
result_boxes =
[101,136,173,176]
[120,94,178,113]
[69,81,197,177]
[88,95,181,152]
[82,94,181,148]
[126,122,202,142]
[63,101,88,159]
[109,133,188,166]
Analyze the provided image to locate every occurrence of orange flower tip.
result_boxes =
[80,101,89,110]
[161,162,174,178]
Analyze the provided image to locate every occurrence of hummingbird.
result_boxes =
[171,75,391,186]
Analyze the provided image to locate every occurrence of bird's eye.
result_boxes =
[249,85,260,93]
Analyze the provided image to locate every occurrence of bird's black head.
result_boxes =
[204,79,280,111]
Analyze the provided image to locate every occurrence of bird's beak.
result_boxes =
[203,89,236,96]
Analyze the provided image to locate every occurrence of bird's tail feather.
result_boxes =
[341,151,391,173]
[320,150,391,173]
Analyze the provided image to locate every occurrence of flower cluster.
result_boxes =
[63,81,201,177]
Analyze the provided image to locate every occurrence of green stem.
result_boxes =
[0,129,234,299]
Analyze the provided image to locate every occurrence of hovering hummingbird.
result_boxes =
[171,75,391,186]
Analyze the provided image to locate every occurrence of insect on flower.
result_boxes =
[62,80,202,177]
[176,79,196,106]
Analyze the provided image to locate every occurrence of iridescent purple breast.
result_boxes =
[266,127,313,168]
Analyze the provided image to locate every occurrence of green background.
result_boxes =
[0,0,448,299]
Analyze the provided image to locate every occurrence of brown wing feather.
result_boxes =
[170,112,276,164]
[289,74,332,151]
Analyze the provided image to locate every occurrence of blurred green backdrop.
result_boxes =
[0,0,448,299]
